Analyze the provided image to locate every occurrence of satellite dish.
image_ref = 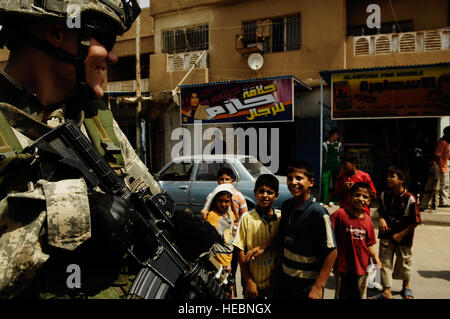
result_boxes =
[248,53,264,70]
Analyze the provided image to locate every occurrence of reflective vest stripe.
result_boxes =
[283,248,319,264]
[282,264,320,280]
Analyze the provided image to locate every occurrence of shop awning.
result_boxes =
[105,90,176,121]
[178,75,312,92]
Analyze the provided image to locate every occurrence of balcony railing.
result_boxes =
[353,27,450,56]
[107,78,149,93]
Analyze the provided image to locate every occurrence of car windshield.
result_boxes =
[241,160,272,179]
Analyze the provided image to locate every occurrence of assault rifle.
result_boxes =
[23,121,232,299]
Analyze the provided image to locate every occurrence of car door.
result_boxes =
[156,160,194,211]
[189,161,236,214]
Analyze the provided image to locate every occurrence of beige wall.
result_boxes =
[150,0,243,16]
[347,0,449,31]
[151,0,347,91]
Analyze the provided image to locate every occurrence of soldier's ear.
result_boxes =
[43,22,68,48]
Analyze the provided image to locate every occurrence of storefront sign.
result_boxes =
[332,66,450,119]
[180,77,294,124]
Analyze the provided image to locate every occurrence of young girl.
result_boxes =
[204,183,237,270]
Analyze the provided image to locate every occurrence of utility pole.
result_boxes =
[135,0,143,161]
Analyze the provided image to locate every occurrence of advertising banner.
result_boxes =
[332,66,450,119]
[180,77,294,125]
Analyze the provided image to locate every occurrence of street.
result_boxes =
[235,220,450,299]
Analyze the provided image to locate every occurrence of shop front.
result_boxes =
[319,63,450,195]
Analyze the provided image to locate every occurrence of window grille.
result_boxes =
[242,14,301,53]
[162,24,209,54]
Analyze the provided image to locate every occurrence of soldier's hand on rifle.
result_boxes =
[89,190,131,256]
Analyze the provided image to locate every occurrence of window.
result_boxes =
[159,162,194,181]
[162,24,209,54]
[241,161,272,179]
[107,54,150,81]
[242,14,301,53]
[195,162,234,181]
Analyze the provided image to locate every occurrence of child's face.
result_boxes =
[218,174,234,185]
[287,170,313,198]
[341,161,355,174]
[215,194,231,213]
[254,185,278,209]
[330,132,339,142]
[350,187,371,211]
[387,173,403,188]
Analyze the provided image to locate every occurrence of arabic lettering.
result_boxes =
[242,84,277,99]
[246,103,286,120]
[206,94,278,118]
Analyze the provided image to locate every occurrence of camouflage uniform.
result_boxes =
[0,0,154,298]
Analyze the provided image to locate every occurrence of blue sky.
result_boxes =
[140,0,149,8]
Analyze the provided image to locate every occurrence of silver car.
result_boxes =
[155,154,291,214]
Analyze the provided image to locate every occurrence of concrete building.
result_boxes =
[148,0,450,198]
[0,2,448,190]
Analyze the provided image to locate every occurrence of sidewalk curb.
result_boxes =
[324,206,450,227]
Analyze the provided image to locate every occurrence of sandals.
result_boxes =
[371,288,415,299]
[400,288,415,299]
[371,293,389,299]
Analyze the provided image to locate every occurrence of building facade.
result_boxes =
[148,0,449,192]
[0,1,448,193]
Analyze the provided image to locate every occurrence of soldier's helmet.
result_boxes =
[0,0,141,35]
[0,1,141,99]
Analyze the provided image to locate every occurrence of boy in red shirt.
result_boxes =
[332,182,382,299]
[334,152,376,214]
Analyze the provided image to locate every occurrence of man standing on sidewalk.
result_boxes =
[434,126,450,207]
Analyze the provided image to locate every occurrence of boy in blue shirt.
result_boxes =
[276,161,337,299]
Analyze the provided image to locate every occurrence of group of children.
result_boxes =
[199,155,421,300]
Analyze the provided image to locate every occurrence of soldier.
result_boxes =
[0,0,164,298]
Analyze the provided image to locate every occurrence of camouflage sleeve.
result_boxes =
[112,119,162,195]
[0,188,48,298]
[0,178,91,298]
[40,178,91,251]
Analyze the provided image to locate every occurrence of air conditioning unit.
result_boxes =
[168,50,208,71]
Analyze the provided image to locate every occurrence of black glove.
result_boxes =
[88,191,131,256]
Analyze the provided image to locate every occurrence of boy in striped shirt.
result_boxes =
[233,174,281,299]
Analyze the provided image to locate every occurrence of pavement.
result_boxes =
[322,203,450,226]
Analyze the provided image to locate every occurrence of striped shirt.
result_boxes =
[279,197,336,281]
[233,209,281,289]
[232,189,248,219]
[434,138,449,173]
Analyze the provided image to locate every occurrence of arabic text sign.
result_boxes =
[332,66,450,119]
[180,78,294,124]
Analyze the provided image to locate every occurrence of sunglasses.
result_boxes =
[91,25,117,52]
